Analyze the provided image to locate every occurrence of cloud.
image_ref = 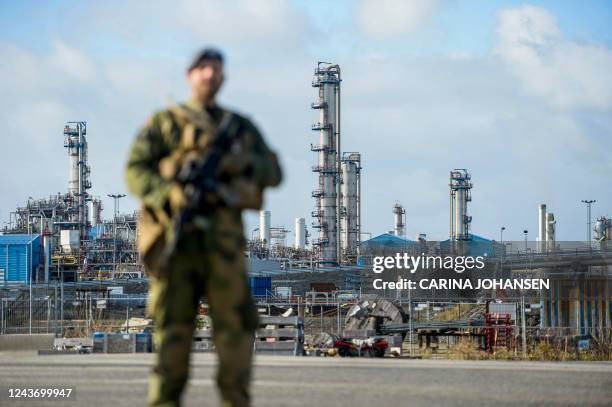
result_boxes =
[175,0,310,50]
[356,0,441,38]
[0,2,610,243]
[49,40,96,81]
[495,5,612,111]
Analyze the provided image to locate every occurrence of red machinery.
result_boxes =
[335,337,388,357]
[485,313,513,352]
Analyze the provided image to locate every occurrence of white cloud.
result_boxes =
[49,40,96,81]
[356,0,441,38]
[175,0,309,49]
[495,5,612,111]
[0,2,610,243]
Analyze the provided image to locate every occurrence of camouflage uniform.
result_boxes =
[125,98,282,407]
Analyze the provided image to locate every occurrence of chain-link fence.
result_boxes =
[0,286,148,336]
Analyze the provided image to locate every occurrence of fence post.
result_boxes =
[337,301,340,334]
[47,297,51,333]
[54,283,58,336]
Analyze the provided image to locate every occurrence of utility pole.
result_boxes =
[408,285,413,356]
[521,296,527,359]
[498,227,506,298]
[28,215,32,335]
[581,200,596,249]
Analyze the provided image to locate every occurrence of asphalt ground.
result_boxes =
[0,352,611,407]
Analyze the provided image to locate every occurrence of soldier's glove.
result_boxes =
[159,151,184,181]
[168,183,188,214]
[217,151,254,178]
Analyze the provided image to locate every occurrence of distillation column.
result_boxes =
[546,212,556,251]
[64,122,91,241]
[311,62,341,264]
[340,153,361,261]
[91,197,103,226]
[392,202,405,237]
[449,169,472,241]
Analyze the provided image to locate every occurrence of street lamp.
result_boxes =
[107,194,127,219]
[497,227,506,285]
[581,199,596,249]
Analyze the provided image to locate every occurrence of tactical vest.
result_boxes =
[137,104,263,270]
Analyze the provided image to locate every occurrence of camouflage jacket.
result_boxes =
[125,99,282,258]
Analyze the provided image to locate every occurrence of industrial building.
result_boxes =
[0,234,41,283]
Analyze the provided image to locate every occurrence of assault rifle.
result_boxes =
[158,108,236,271]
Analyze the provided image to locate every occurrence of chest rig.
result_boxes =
[161,104,263,212]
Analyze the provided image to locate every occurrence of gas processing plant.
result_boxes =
[1,62,612,359]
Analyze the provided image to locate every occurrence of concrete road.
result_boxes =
[0,352,611,407]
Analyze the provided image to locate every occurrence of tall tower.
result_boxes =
[449,169,472,241]
[392,202,405,237]
[340,152,361,261]
[538,204,547,252]
[259,210,271,248]
[311,62,341,264]
[546,212,556,251]
[64,122,91,241]
[295,217,306,250]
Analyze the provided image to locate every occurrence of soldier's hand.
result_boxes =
[159,151,183,181]
[168,183,188,213]
[217,151,254,177]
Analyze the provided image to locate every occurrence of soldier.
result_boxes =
[125,48,282,407]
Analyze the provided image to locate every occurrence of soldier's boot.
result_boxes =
[149,323,195,407]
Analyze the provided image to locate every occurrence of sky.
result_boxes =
[0,0,611,243]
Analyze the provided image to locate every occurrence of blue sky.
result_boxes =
[3,1,611,58]
[0,0,611,243]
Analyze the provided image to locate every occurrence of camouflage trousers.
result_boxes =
[147,228,258,407]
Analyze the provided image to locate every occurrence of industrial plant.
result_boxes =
[1,62,611,361]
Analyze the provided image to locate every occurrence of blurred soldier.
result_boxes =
[125,48,282,407]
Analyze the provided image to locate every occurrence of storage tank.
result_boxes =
[340,153,361,260]
[295,217,306,249]
[60,229,80,253]
[259,210,271,248]
[538,204,547,252]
